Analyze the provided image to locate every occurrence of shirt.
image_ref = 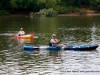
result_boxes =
[18,31,25,36]
[50,38,58,46]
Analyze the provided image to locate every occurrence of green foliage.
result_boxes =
[45,0,58,8]
[55,6,69,14]
[0,0,100,15]
[46,8,57,17]
[55,6,79,14]
[37,9,47,17]
[34,8,57,17]
[29,11,34,17]
[10,0,18,9]
[79,9,87,15]
[89,0,100,10]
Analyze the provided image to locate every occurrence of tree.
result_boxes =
[0,0,100,15]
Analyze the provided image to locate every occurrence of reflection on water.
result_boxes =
[0,49,100,75]
[0,16,100,75]
[17,37,34,45]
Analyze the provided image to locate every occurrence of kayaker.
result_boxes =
[18,28,26,36]
[49,34,66,47]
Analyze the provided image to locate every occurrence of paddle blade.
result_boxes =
[30,32,35,34]
[11,34,15,37]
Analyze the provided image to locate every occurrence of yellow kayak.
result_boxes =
[16,35,33,39]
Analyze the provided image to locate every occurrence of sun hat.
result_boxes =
[20,28,23,30]
[52,34,56,37]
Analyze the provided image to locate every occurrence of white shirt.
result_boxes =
[18,31,25,36]
[50,38,58,46]
[50,39,58,43]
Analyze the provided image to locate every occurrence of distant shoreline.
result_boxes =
[57,13,100,16]
[10,12,100,17]
[3,10,100,17]
[9,13,100,17]
[0,9,100,17]
[57,10,100,16]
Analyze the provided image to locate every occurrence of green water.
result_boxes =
[0,16,100,47]
[0,16,100,75]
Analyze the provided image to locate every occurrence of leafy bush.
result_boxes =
[34,8,57,17]
[39,9,47,17]
[79,9,87,15]
[46,8,57,17]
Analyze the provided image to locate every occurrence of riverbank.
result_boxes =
[10,13,100,17]
[10,13,29,17]
[57,10,100,16]
[3,10,100,17]
[57,13,100,16]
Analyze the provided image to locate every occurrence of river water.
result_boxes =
[0,16,100,75]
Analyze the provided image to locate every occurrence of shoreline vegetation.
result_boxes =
[58,10,100,16]
[9,13,100,17]
[1,0,100,17]
[9,10,100,17]
[1,9,100,17]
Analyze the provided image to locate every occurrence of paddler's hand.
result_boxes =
[58,40,61,43]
